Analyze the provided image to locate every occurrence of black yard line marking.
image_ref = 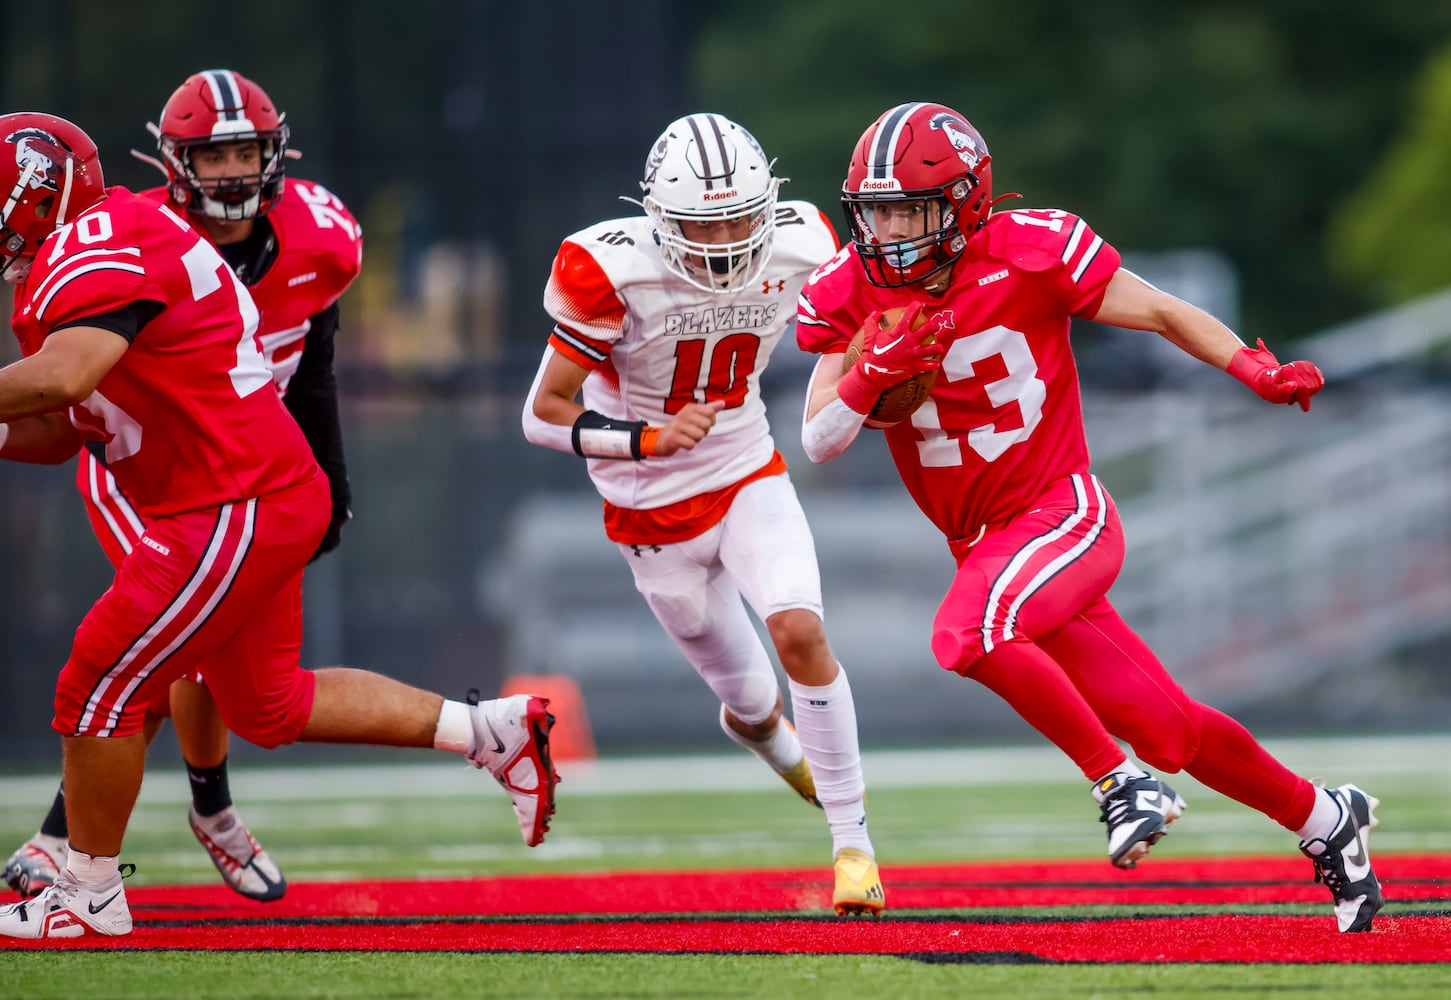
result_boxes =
[901,951,1060,965]
[132,910,1332,930]
[17,946,1444,967]
[878,878,1326,889]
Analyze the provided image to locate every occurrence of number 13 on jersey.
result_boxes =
[912,325,1046,466]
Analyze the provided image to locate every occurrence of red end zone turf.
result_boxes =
[4,854,1448,960]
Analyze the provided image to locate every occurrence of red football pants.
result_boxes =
[55,473,329,748]
[931,473,1314,830]
[74,449,206,700]
[75,449,142,569]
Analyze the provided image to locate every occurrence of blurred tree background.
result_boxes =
[3,0,1448,376]
[697,1,1451,341]
[1,1,1450,762]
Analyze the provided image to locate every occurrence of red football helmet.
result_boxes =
[0,112,107,282]
[148,69,289,221]
[841,102,995,288]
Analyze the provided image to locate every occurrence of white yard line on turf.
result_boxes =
[2,734,1448,809]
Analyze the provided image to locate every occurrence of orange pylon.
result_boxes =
[500,674,597,762]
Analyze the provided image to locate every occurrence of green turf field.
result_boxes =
[2,734,1448,997]
[4,953,1450,1000]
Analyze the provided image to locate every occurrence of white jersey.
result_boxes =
[542,200,837,511]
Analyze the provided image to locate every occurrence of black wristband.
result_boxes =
[571,410,647,460]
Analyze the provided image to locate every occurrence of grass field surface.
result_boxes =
[1,734,1448,997]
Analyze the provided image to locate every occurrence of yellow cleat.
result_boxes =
[774,719,822,807]
[832,847,885,917]
[776,756,822,808]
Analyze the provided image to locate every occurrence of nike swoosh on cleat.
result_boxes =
[88,891,121,914]
[1136,790,1169,813]
[483,719,506,754]
[1342,826,1370,879]
[872,334,906,355]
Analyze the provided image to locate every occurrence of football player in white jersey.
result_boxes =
[522,113,883,916]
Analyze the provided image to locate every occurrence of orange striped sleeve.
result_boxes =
[544,240,626,370]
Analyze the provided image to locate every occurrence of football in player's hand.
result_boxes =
[842,307,939,429]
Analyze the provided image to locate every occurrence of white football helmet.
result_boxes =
[637,113,781,294]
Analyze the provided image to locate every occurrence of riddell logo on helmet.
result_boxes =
[858,179,901,192]
[701,188,740,203]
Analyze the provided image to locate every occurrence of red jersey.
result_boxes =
[11,186,319,516]
[138,178,363,393]
[798,208,1121,541]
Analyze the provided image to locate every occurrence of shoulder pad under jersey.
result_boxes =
[265,178,364,304]
[982,207,1091,273]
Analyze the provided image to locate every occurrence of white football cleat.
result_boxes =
[466,690,559,847]
[1092,772,1187,869]
[1300,783,1383,933]
[3,834,67,898]
[189,805,287,902]
[0,868,131,939]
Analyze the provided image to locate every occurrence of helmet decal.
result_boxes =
[0,112,105,281]
[930,112,984,171]
[642,136,669,188]
[6,129,65,194]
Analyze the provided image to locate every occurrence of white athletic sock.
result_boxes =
[433,698,474,755]
[788,669,873,857]
[1295,787,1342,842]
[718,703,802,773]
[1093,758,1148,786]
[31,832,66,854]
[63,846,119,887]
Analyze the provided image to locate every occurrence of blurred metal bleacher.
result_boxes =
[482,290,1451,751]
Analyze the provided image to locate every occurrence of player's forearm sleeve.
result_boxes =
[802,396,866,464]
[521,352,579,454]
[284,305,351,515]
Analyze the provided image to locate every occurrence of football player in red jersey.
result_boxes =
[0,112,558,941]
[2,69,363,906]
[799,102,1379,933]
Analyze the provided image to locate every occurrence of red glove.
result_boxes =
[1227,339,1324,412]
[836,302,942,415]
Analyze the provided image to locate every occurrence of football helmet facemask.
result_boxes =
[147,69,289,221]
[842,102,995,289]
[0,112,106,283]
[637,113,781,294]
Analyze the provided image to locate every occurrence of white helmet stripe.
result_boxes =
[869,102,926,181]
[202,69,244,120]
[199,69,261,139]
